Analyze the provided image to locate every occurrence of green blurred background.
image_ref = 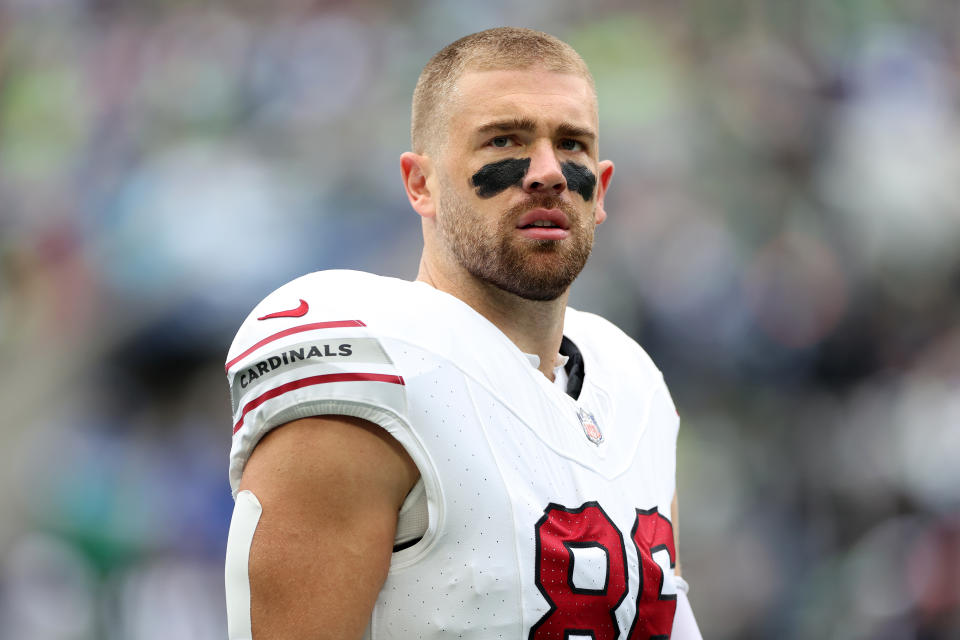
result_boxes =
[1,1,958,638]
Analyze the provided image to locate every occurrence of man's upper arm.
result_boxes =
[235,415,419,640]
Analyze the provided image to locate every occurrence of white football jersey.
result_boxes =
[226,270,681,640]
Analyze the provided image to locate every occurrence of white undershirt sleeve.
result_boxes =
[672,577,704,639]
[225,490,262,640]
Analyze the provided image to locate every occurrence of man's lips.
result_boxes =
[516,208,570,229]
[515,208,570,240]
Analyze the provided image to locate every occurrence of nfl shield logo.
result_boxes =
[577,408,603,445]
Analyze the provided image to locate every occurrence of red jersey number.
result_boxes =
[530,503,677,640]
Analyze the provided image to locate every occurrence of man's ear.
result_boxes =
[400,152,436,218]
[593,160,614,225]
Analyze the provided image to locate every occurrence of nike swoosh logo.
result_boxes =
[258,299,309,320]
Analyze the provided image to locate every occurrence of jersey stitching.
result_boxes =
[232,373,404,433]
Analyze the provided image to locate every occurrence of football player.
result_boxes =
[224,27,702,639]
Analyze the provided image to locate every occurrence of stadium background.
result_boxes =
[1,1,958,638]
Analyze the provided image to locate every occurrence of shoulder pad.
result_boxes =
[225,270,410,492]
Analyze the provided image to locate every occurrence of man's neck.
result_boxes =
[416,258,567,381]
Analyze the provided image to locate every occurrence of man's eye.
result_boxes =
[490,136,514,148]
[560,139,583,152]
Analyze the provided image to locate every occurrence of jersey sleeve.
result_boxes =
[224,271,410,495]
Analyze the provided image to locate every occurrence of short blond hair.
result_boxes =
[411,27,595,155]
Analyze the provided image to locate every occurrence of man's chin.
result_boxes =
[489,246,590,301]
[493,281,568,302]
[483,265,579,301]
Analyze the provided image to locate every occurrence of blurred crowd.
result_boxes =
[1,1,958,638]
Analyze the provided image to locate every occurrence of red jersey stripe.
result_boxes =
[232,372,405,434]
[225,320,366,372]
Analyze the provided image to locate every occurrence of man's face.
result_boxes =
[431,68,611,301]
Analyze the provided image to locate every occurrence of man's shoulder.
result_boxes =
[224,270,426,495]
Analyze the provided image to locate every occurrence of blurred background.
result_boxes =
[1,0,958,638]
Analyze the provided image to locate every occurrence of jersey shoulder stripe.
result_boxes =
[232,372,405,434]
[226,319,366,372]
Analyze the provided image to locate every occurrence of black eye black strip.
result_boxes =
[471,158,531,198]
[561,162,596,201]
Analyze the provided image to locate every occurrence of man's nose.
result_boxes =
[522,141,566,195]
